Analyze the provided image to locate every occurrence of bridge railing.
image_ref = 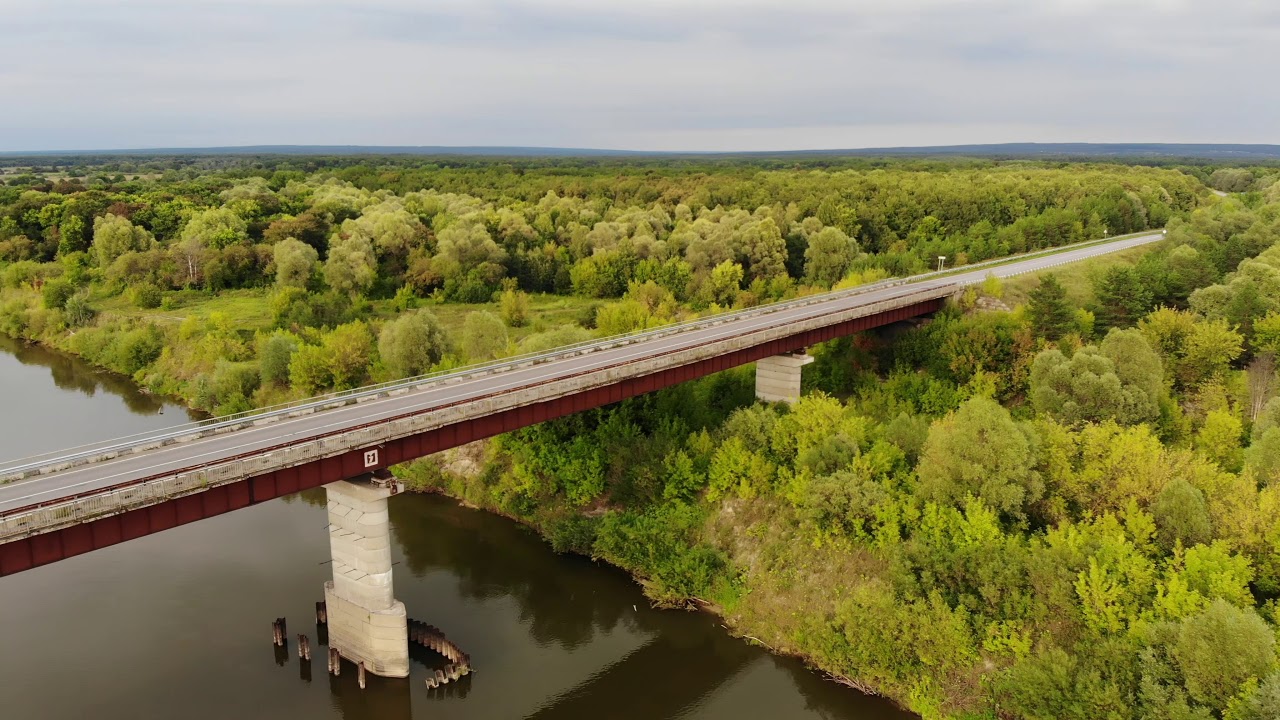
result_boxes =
[0,230,1163,482]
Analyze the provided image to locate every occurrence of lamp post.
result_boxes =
[937,256,946,272]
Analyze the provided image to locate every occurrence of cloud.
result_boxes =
[0,0,1275,151]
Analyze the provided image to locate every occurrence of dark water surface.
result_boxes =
[0,337,916,720]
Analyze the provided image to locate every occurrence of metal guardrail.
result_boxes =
[0,229,1164,482]
[0,284,954,537]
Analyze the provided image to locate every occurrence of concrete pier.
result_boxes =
[754,353,813,404]
[323,478,409,678]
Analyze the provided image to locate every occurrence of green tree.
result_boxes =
[499,285,531,327]
[180,207,248,249]
[273,237,318,289]
[1151,478,1213,551]
[1028,330,1162,425]
[1255,312,1280,357]
[323,231,376,296]
[1227,674,1280,720]
[323,321,374,389]
[434,219,506,280]
[378,310,449,377]
[803,226,859,287]
[461,311,507,362]
[1094,266,1153,331]
[707,260,744,306]
[92,213,154,268]
[288,343,332,395]
[917,396,1042,517]
[1244,427,1280,485]
[1175,600,1276,711]
[259,332,299,386]
[1196,410,1244,472]
[1027,274,1076,340]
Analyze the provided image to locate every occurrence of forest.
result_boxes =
[1,155,1279,718]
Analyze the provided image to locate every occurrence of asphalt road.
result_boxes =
[0,232,1162,516]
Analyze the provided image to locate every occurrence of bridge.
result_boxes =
[0,232,1160,577]
[0,232,1161,676]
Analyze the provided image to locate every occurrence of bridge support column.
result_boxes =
[322,477,409,678]
[755,352,813,404]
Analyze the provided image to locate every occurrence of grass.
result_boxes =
[1000,242,1156,307]
[98,288,277,330]
[96,286,600,341]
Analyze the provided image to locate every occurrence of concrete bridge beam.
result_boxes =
[755,353,814,404]
[323,478,409,678]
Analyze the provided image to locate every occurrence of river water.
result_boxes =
[0,336,916,720]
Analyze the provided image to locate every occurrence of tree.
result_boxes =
[1094,266,1153,331]
[1255,312,1280,357]
[499,285,531,327]
[803,226,858,287]
[340,200,424,257]
[1151,478,1213,550]
[273,237,318,289]
[288,343,332,395]
[323,321,374,389]
[917,396,1042,517]
[378,310,449,377]
[1196,410,1244,472]
[707,260,744,306]
[259,332,298,386]
[1246,354,1277,425]
[1227,674,1280,720]
[434,219,506,280]
[1175,600,1276,711]
[1141,309,1243,389]
[92,213,154,268]
[1029,330,1163,426]
[1244,428,1280,486]
[1028,274,1076,340]
[461,311,508,362]
[323,231,376,296]
[1100,326,1172,412]
[179,207,248,249]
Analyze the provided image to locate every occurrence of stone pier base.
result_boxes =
[324,478,409,678]
[755,353,813,404]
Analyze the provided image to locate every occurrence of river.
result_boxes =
[0,336,916,720]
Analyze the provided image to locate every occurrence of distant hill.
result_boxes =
[4,142,1280,160]
[821,143,1280,160]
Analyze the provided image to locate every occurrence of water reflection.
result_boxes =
[0,335,198,462]
[382,493,917,720]
[0,334,184,416]
[388,493,629,651]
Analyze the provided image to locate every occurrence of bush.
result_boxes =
[130,283,163,309]
[41,278,74,310]
[499,286,530,327]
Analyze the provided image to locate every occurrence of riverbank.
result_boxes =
[395,448,906,700]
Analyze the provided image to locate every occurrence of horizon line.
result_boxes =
[3,141,1280,158]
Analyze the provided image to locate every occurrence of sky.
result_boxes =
[0,0,1275,152]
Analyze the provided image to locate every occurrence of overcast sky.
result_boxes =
[0,0,1274,152]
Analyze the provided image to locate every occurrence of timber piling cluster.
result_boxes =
[271,617,287,646]
[408,618,472,689]
[270,607,475,693]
